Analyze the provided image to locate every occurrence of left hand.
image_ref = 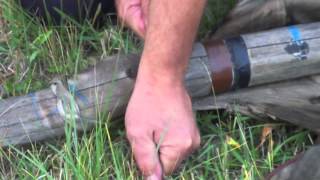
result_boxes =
[115,0,149,38]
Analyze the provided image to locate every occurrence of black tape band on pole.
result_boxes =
[225,37,251,89]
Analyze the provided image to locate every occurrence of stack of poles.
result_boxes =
[1,22,320,147]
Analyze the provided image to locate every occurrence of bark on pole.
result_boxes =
[1,22,320,147]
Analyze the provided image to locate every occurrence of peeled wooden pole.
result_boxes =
[205,22,320,93]
[1,22,320,146]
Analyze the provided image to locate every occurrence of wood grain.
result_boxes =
[1,34,320,147]
[243,22,320,86]
[0,44,212,147]
[194,75,320,133]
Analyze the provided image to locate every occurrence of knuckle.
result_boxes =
[138,162,154,176]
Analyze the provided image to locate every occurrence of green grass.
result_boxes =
[0,0,314,179]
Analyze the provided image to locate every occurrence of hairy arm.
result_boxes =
[118,0,207,178]
[140,0,206,83]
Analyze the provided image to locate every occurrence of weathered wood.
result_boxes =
[267,145,320,180]
[2,23,320,146]
[204,0,320,133]
[244,22,320,86]
[0,44,212,147]
[200,1,320,133]
[205,22,320,94]
[0,57,136,146]
[212,0,320,40]
[212,0,288,40]
[193,75,320,133]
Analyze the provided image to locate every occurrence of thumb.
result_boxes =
[128,135,163,177]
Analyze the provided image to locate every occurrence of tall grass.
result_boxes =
[0,0,314,179]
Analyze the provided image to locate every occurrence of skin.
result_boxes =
[115,0,207,178]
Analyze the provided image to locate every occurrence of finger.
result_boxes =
[123,5,146,38]
[158,131,200,175]
[159,144,191,175]
[127,134,160,176]
[145,161,163,180]
[116,0,146,38]
[141,0,150,27]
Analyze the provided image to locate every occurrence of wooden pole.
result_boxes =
[1,22,320,146]
[0,45,211,146]
[205,22,320,93]
[193,75,320,133]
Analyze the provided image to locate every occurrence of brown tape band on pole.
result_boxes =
[204,40,233,94]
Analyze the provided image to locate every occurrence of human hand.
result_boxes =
[125,76,201,179]
[115,0,149,38]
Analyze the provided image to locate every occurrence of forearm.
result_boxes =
[124,0,205,176]
[137,0,206,86]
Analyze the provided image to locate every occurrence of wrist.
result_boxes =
[136,67,186,92]
[136,54,187,87]
[135,73,186,96]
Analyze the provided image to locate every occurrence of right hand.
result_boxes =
[125,74,201,179]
